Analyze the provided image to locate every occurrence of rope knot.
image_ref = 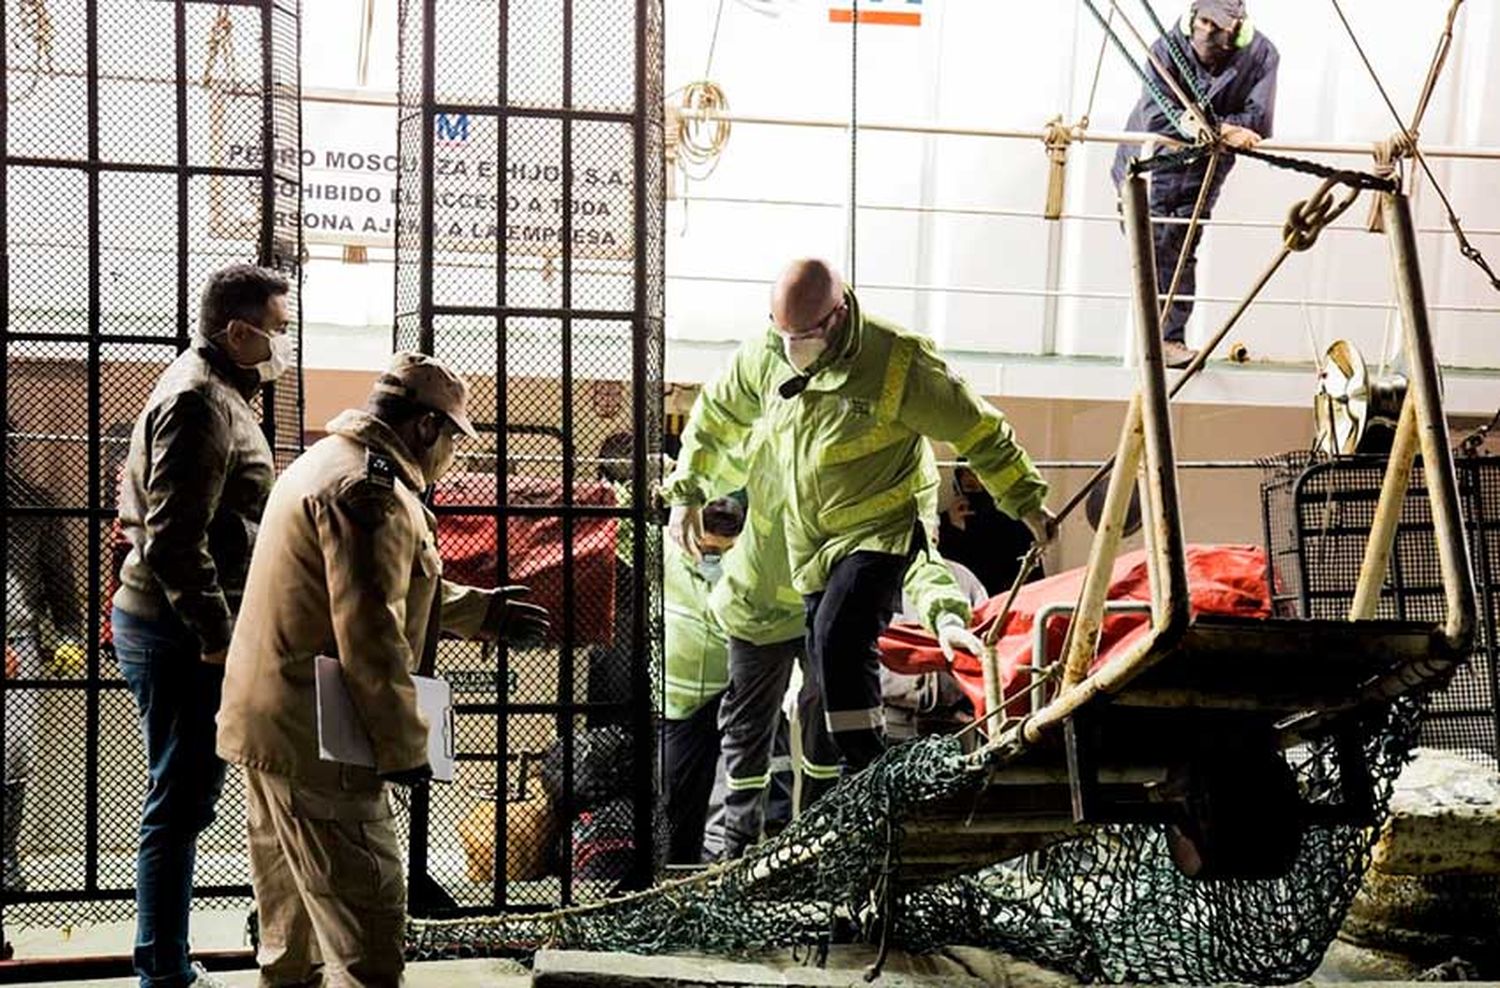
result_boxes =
[1371,132,1417,180]
[1042,116,1075,160]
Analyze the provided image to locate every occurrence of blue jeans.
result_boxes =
[113,607,228,988]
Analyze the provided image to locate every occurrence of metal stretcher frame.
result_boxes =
[987,176,1477,763]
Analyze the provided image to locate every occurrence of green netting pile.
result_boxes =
[407,698,1421,983]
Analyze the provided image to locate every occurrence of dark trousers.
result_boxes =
[1151,190,1218,343]
[661,692,722,865]
[718,638,840,858]
[112,607,228,988]
[804,543,913,772]
[764,715,794,835]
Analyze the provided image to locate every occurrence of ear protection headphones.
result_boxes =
[1179,9,1255,48]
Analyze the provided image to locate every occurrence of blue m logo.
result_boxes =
[436,112,470,143]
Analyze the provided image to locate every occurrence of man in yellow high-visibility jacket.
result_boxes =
[667,258,1054,770]
[708,434,994,857]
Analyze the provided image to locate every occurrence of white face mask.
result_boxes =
[254,333,296,384]
[229,323,294,384]
[783,336,827,374]
[697,553,725,585]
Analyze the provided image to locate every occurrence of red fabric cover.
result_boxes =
[433,473,619,645]
[103,475,621,648]
[879,544,1272,720]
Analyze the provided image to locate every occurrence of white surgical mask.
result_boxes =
[783,336,827,374]
[254,333,296,384]
[697,553,724,584]
[228,323,294,384]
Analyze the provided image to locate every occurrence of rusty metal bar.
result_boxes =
[994,174,1192,754]
[669,106,1500,161]
[1061,395,1145,688]
[1383,191,1476,653]
[1349,398,1419,620]
[1136,454,1163,619]
[1013,619,1167,749]
[1034,599,1154,714]
[1123,172,1190,631]
[979,641,1004,734]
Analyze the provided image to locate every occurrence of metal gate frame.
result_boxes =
[1261,453,1500,766]
[395,0,665,916]
[1,0,301,938]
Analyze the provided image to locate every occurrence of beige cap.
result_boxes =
[373,351,479,440]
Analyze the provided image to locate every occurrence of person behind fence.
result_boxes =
[4,423,84,893]
[666,257,1055,772]
[1110,0,1279,370]
[112,263,290,988]
[216,353,549,988]
[661,495,744,864]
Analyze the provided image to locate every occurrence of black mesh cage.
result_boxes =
[394,0,666,916]
[1261,453,1500,767]
[1,0,301,934]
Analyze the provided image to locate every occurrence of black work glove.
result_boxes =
[484,585,551,646]
[381,763,433,788]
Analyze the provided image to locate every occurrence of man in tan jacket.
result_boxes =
[218,353,547,988]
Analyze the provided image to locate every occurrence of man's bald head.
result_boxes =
[770,258,846,336]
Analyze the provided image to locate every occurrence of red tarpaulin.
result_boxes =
[434,473,619,645]
[878,545,1272,720]
[102,474,622,647]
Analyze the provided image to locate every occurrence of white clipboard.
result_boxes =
[314,655,455,783]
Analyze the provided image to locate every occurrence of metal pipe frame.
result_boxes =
[1349,399,1419,620]
[666,273,1500,317]
[1136,453,1164,620]
[673,193,1500,239]
[997,171,1191,753]
[1124,173,1191,631]
[1061,395,1145,688]
[1033,600,1154,715]
[671,107,1500,161]
[1382,191,1476,652]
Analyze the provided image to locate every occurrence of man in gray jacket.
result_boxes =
[112,263,291,988]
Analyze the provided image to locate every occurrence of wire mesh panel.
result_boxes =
[1261,452,1500,767]
[1,0,301,939]
[395,0,664,918]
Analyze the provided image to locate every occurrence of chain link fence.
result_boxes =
[395,0,665,917]
[1,0,301,939]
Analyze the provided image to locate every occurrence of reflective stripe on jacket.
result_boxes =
[663,539,730,720]
[665,290,1047,595]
